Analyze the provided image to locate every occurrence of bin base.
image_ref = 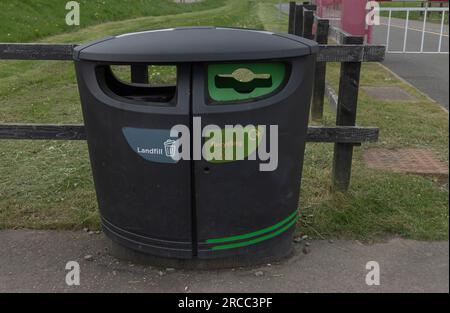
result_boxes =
[102,217,295,269]
[106,237,294,270]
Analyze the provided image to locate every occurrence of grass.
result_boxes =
[300,62,449,241]
[0,0,448,241]
[0,0,226,42]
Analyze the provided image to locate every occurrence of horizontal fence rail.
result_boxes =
[0,124,86,140]
[317,44,385,62]
[306,126,379,143]
[0,43,386,62]
[0,44,77,60]
[0,124,379,144]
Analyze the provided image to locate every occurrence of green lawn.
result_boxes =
[303,62,449,241]
[0,0,448,241]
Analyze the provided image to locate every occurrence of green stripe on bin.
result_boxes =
[211,216,298,251]
[206,209,298,245]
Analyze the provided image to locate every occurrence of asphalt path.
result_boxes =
[372,16,449,109]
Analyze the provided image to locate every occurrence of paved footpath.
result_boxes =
[0,230,448,293]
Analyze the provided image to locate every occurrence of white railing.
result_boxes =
[379,7,449,54]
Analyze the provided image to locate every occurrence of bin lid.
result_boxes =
[73,27,318,63]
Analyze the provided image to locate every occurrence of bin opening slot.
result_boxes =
[215,68,273,94]
[208,63,286,102]
[97,65,177,104]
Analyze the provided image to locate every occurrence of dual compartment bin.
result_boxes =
[74,27,318,263]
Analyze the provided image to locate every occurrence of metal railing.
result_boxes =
[379,6,449,54]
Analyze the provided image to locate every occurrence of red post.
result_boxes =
[317,0,337,18]
[316,0,324,17]
[341,0,367,37]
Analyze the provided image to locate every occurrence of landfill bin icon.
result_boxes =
[74,27,317,266]
[164,139,177,158]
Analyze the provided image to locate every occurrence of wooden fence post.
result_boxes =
[288,1,297,34]
[294,4,304,36]
[302,9,314,40]
[131,64,149,84]
[303,2,317,12]
[331,35,364,191]
[311,18,329,122]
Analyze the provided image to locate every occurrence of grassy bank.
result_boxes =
[0,0,225,42]
[0,0,448,240]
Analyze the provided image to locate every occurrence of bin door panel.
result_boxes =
[191,58,315,259]
[75,63,193,258]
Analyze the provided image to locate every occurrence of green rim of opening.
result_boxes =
[208,63,286,102]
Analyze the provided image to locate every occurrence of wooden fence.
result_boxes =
[0,20,385,191]
[288,2,385,191]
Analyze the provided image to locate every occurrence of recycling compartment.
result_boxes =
[74,27,318,265]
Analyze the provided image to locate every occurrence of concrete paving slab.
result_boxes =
[364,148,449,181]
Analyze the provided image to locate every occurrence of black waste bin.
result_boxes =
[74,27,317,266]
